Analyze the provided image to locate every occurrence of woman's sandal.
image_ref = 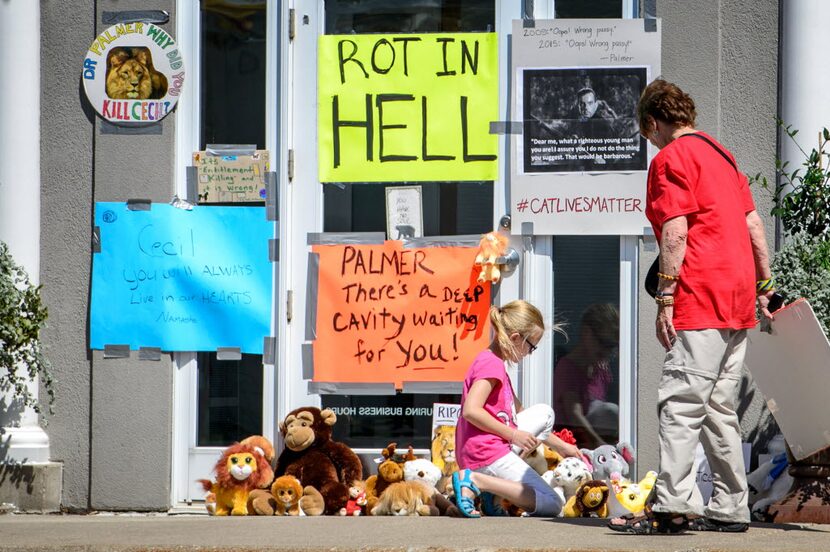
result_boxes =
[608,511,689,534]
[452,469,481,518]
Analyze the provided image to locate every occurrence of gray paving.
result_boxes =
[1,513,830,552]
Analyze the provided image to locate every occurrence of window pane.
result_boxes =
[555,0,623,18]
[197,352,263,446]
[552,236,620,449]
[200,2,267,148]
[322,393,461,449]
[325,0,494,33]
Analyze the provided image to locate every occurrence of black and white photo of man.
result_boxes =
[522,67,647,173]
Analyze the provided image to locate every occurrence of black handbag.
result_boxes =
[645,256,660,298]
[643,133,739,299]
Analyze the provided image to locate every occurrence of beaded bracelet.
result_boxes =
[655,295,675,307]
[657,272,680,281]
[655,290,674,298]
[756,278,775,293]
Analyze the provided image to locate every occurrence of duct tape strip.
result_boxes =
[306,232,386,245]
[307,382,397,395]
[216,347,242,361]
[100,120,163,135]
[402,381,463,394]
[265,172,278,221]
[92,226,101,253]
[643,0,657,21]
[523,17,536,28]
[206,144,257,156]
[490,121,524,135]
[127,199,152,211]
[305,252,320,341]
[269,239,279,262]
[521,221,534,236]
[103,344,130,359]
[401,235,481,249]
[263,337,277,365]
[186,166,198,204]
[302,343,314,379]
[138,347,162,361]
[644,17,657,32]
[102,10,170,24]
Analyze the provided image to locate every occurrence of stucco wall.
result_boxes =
[41,0,176,510]
[636,0,779,476]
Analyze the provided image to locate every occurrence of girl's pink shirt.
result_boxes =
[455,349,517,470]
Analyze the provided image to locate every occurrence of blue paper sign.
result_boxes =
[91,203,273,354]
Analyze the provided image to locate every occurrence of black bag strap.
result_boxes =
[677,132,738,172]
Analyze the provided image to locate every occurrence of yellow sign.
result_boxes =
[318,33,499,182]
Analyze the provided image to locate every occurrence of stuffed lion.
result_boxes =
[198,442,272,516]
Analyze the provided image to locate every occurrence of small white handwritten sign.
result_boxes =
[385,186,423,240]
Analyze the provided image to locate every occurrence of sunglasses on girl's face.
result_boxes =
[524,336,539,354]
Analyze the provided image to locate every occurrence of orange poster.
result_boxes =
[312,241,491,389]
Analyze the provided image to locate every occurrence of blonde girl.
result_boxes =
[452,300,581,518]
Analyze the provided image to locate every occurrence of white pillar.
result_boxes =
[780,1,830,183]
[0,0,51,464]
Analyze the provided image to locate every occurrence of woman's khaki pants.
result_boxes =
[651,328,751,523]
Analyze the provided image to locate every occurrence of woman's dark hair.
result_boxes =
[637,79,696,134]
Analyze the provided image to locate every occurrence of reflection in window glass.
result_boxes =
[554,0,623,18]
[200,1,266,148]
[552,236,620,449]
[322,394,460,449]
[197,352,263,446]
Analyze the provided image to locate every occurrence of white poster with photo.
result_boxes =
[385,186,424,240]
[431,402,461,477]
[510,19,661,235]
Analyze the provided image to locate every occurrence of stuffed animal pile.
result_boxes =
[198,411,658,521]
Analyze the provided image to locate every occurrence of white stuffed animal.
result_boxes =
[543,456,593,512]
[403,458,443,490]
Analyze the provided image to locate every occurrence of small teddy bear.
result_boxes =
[340,480,368,516]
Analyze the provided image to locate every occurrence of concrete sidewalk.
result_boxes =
[1,513,830,551]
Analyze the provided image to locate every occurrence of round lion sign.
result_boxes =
[82,22,184,123]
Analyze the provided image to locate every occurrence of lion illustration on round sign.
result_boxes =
[105,46,168,100]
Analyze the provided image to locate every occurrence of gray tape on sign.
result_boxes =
[307,382,396,395]
[307,232,386,245]
[402,235,481,249]
[127,199,152,211]
[100,120,163,135]
[206,144,257,156]
[92,226,101,253]
[263,337,277,365]
[490,121,524,135]
[265,172,278,221]
[523,18,536,28]
[644,18,657,32]
[217,347,242,361]
[186,166,198,204]
[103,344,130,359]
[402,381,463,394]
[301,343,314,379]
[305,252,319,341]
[102,10,169,24]
[138,347,162,361]
[521,221,535,236]
[643,0,657,20]
[269,239,279,262]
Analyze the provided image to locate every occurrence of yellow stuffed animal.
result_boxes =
[474,232,509,284]
[611,470,657,515]
[198,442,273,515]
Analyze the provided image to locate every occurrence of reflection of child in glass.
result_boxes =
[452,300,582,518]
[553,303,620,449]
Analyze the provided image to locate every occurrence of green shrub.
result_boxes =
[771,232,830,334]
[0,241,54,417]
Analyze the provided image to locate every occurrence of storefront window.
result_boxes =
[197,352,263,446]
[200,1,267,148]
[552,236,620,449]
[195,0,267,446]
[320,0,495,450]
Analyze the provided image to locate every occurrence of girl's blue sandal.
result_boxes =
[452,469,481,518]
